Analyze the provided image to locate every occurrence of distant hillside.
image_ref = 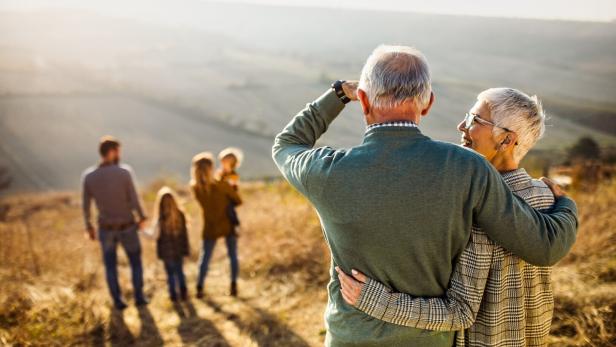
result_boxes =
[0,4,615,191]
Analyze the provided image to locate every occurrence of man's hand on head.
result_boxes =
[541,177,567,198]
[342,81,359,101]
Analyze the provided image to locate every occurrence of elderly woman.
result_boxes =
[191,152,242,298]
[337,88,558,346]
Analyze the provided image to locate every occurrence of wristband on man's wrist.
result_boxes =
[332,80,351,104]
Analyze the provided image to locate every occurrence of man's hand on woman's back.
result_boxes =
[540,177,567,198]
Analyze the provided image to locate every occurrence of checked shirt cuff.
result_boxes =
[356,278,393,319]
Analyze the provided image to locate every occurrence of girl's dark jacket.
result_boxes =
[156,212,190,261]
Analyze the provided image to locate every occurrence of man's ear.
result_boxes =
[420,92,435,116]
[357,89,370,115]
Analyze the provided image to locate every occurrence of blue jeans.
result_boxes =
[99,226,145,305]
[163,259,186,299]
[196,234,239,288]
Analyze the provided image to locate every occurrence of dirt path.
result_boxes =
[81,241,325,347]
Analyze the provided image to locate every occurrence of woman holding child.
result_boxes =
[191,150,243,298]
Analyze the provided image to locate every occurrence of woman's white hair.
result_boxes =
[359,45,432,110]
[478,88,546,162]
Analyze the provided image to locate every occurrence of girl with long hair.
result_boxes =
[191,152,242,298]
[152,186,190,301]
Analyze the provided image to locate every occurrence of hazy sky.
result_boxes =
[2,0,615,22]
[226,0,616,22]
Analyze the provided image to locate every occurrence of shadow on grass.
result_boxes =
[108,309,134,346]
[173,300,230,347]
[137,306,164,346]
[98,306,164,347]
[205,297,310,347]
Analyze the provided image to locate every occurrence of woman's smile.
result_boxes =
[461,135,473,147]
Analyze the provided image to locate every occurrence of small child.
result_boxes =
[217,147,243,234]
[152,187,190,301]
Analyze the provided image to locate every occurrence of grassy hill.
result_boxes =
[0,179,614,346]
[0,4,615,192]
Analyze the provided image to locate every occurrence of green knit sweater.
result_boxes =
[272,89,578,347]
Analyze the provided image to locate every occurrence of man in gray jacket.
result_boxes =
[82,136,148,309]
[272,45,578,346]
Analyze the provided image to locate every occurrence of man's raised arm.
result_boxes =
[475,162,578,266]
[272,87,347,196]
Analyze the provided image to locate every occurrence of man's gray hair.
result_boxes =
[478,88,546,162]
[359,45,432,110]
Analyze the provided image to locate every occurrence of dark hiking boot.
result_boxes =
[135,298,149,307]
[196,286,204,299]
[180,287,188,301]
[230,281,238,297]
[114,300,128,310]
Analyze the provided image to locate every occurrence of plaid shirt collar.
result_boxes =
[366,121,417,133]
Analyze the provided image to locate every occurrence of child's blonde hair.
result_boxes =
[218,147,244,169]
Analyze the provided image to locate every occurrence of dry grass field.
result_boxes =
[0,179,614,346]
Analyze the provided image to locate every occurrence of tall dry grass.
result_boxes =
[0,193,107,345]
[549,181,616,346]
[0,179,614,346]
[0,181,330,346]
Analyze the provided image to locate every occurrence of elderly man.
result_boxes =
[272,45,578,346]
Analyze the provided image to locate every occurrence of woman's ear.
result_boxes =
[499,132,517,151]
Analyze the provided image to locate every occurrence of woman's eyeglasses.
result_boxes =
[464,113,513,133]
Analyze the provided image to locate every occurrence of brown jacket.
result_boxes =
[193,180,242,240]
